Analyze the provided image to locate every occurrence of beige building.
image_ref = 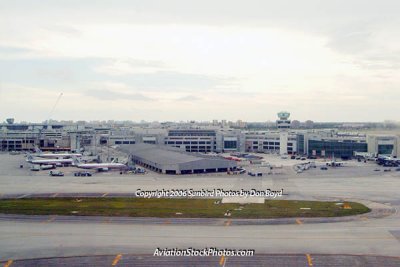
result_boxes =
[367,135,399,157]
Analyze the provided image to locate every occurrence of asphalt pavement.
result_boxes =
[1,154,400,266]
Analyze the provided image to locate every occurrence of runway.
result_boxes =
[1,209,400,261]
[1,254,400,267]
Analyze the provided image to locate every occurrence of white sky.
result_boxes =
[0,0,399,122]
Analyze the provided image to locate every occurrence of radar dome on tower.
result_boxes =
[277,111,290,120]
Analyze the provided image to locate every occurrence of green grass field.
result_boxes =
[0,198,370,219]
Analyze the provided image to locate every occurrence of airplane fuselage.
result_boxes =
[35,153,82,159]
[76,163,127,170]
[27,158,74,165]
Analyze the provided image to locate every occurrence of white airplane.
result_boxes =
[32,147,82,159]
[325,154,345,167]
[73,158,128,172]
[26,154,74,166]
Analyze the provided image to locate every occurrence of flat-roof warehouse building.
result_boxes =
[123,144,237,175]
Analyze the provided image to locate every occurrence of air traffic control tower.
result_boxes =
[277,111,291,155]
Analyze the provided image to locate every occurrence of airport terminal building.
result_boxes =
[2,113,399,159]
[163,128,246,153]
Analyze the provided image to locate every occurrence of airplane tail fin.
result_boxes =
[124,155,132,166]
[26,154,33,162]
[72,156,81,166]
[34,146,42,154]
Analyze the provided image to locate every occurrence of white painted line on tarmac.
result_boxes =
[17,194,30,199]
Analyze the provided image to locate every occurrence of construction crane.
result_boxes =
[47,93,63,125]
[34,93,63,153]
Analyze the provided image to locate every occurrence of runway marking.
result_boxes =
[41,216,57,224]
[102,193,108,197]
[4,259,13,267]
[47,216,56,222]
[219,255,226,266]
[306,254,313,266]
[225,219,232,226]
[295,219,303,225]
[51,193,59,198]
[111,254,122,266]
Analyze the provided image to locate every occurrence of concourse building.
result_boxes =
[122,144,237,175]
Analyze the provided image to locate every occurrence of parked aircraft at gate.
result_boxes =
[32,147,82,159]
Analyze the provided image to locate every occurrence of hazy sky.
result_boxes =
[0,0,399,122]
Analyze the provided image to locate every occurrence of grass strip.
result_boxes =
[0,198,370,218]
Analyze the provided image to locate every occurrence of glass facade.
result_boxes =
[378,144,394,155]
[224,140,237,149]
[308,140,367,158]
[296,134,305,155]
